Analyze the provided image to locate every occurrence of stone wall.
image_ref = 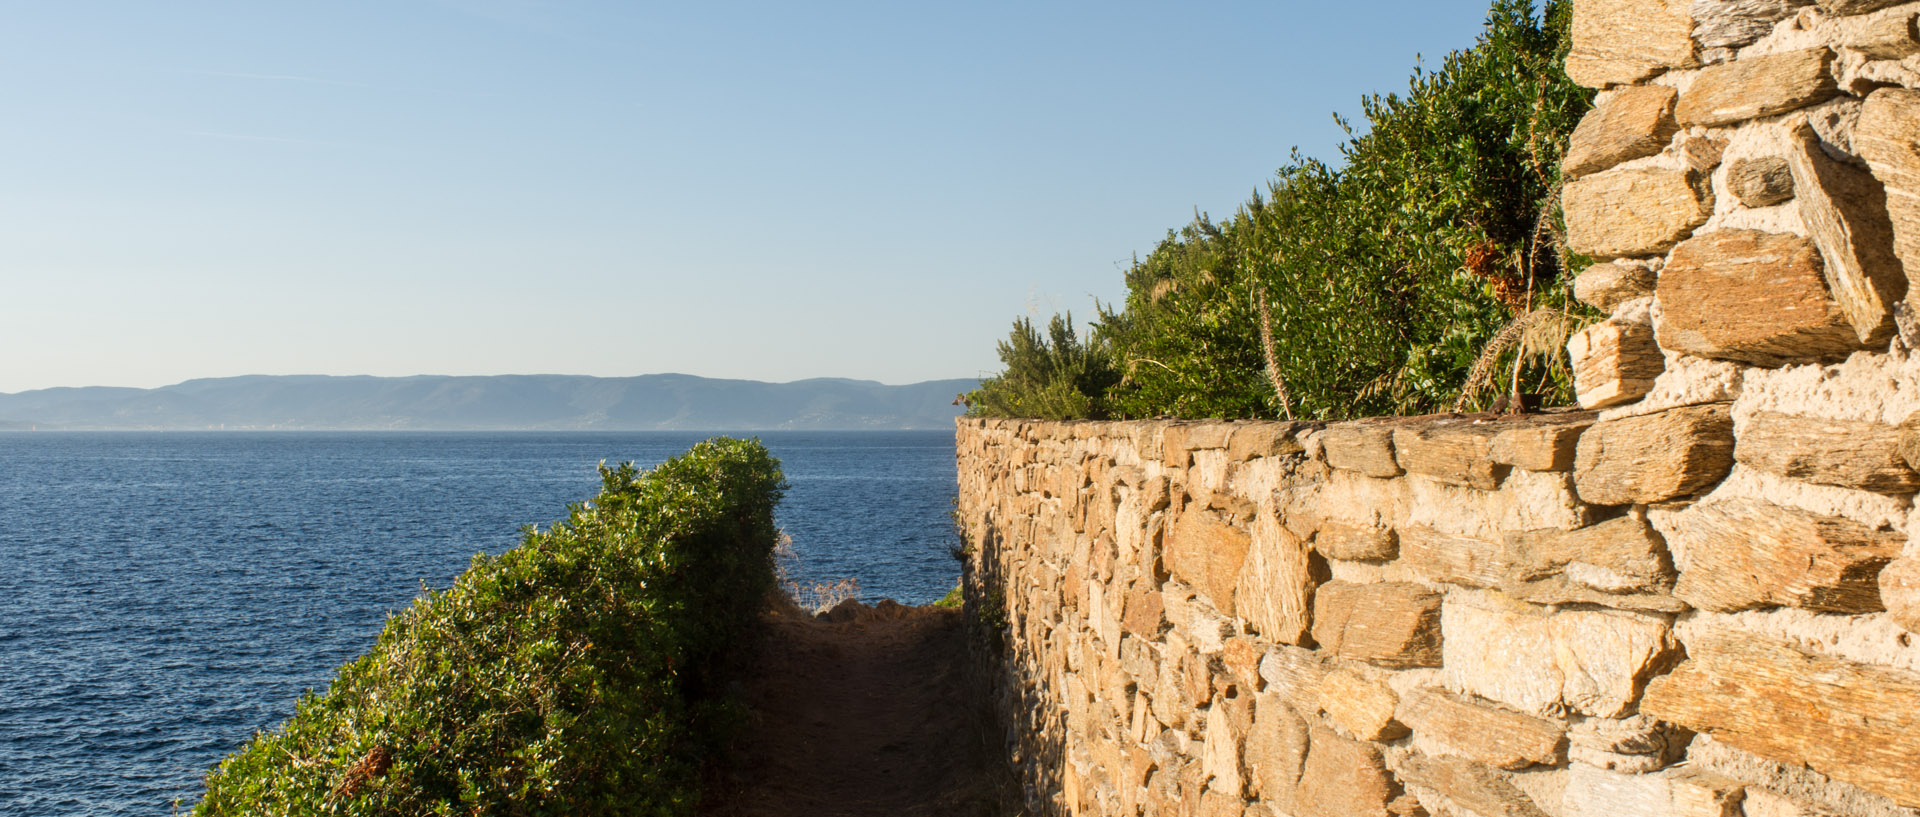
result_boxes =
[957,8,1920,812]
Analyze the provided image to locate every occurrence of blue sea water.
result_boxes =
[0,430,960,816]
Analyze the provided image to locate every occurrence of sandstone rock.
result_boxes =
[1565,167,1713,259]
[1400,526,1506,588]
[1666,767,1749,817]
[1204,700,1246,797]
[1667,497,1902,612]
[1489,413,1595,472]
[1311,582,1444,668]
[1393,420,1509,490]
[1500,514,1675,593]
[1685,134,1730,173]
[1856,89,1920,310]
[1570,713,1684,756]
[1168,510,1252,616]
[1571,317,1665,409]
[1234,513,1313,646]
[1315,667,1406,742]
[1574,403,1736,505]
[1642,626,1920,807]
[1881,557,1920,634]
[1657,230,1864,366]
[1819,0,1908,15]
[1398,688,1567,769]
[1502,576,1690,613]
[1728,156,1796,207]
[1787,118,1906,345]
[1691,0,1816,48]
[1443,592,1676,718]
[1396,754,1550,817]
[1574,261,1659,312]
[1258,644,1330,702]
[1314,521,1398,562]
[1735,411,1920,492]
[1228,422,1309,462]
[1566,85,1681,177]
[1296,728,1403,817]
[1567,0,1698,87]
[1840,7,1920,58]
[1676,48,1838,127]
[1321,423,1402,477]
[1124,583,1169,639]
[1247,692,1310,808]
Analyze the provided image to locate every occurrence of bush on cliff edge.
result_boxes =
[194,438,786,816]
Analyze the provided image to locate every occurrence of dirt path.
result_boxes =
[701,599,1014,817]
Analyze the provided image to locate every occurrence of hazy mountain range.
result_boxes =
[0,374,980,431]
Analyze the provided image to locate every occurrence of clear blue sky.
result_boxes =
[2,0,1512,393]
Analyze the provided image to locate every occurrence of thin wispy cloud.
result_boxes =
[179,130,361,148]
[178,68,368,88]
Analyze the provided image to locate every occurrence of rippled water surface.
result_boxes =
[0,430,959,816]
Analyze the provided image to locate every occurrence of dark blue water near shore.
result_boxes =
[0,430,959,816]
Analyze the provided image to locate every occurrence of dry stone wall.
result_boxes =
[957,7,1920,812]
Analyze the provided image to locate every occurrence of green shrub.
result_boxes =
[194,438,786,817]
[965,313,1121,421]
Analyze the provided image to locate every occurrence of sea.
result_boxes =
[0,430,962,816]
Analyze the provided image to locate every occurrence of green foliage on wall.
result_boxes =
[965,313,1122,421]
[194,438,786,817]
[978,0,1595,421]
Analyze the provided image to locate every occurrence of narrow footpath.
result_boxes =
[701,599,1016,817]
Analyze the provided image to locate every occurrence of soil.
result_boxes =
[700,598,1017,817]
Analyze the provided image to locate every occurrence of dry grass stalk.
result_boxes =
[1254,286,1296,420]
[773,532,864,614]
[1453,307,1581,413]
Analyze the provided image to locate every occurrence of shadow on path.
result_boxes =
[701,599,1017,817]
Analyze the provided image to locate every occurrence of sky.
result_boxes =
[2,0,1518,394]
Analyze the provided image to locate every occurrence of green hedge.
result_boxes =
[194,438,786,816]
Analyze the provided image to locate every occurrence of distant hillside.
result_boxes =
[0,374,979,431]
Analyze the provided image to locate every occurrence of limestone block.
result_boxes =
[1729,156,1796,207]
[1396,754,1551,817]
[1397,688,1567,770]
[1667,497,1901,612]
[1574,261,1659,313]
[1567,0,1697,87]
[1570,714,1683,756]
[1574,403,1736,505]
[1311,582,1445,668]
[1787,119,1906,345]
[1499,514,1676,594]
[1296,728,1404,817]
[1820,0,1908,15]
[1666,767,1749,817]
[1221,637,1262,693]
[1258,644,1330,702]
[1676,48,1838,126]
[1321,423,1402,477]
[1571,318,1665,409]
[1199,789,1247,817]
[1502,576,1690,613]
[1314,521,1398,562]
[1642,626,1920,807]
[1882,557,1920,633]
[1168,510,1252,616]
[1735,411,1920,492]
[1566,85,1681,178]
[1856,88,1920,310]
[1165,584,1234,655]
[1400,526,1506,588]
[1246,691,1309,807]
[1490,413,1596,472]
[1443,591,1676,718]
[1657,230,1864,366]
[1691,0,1816,48]
[1565,167,1713,259]
[1234,512,1314,646]
[1314,668,1406,742]
[1393,420,1509,489]
[1562,764,1676,817]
